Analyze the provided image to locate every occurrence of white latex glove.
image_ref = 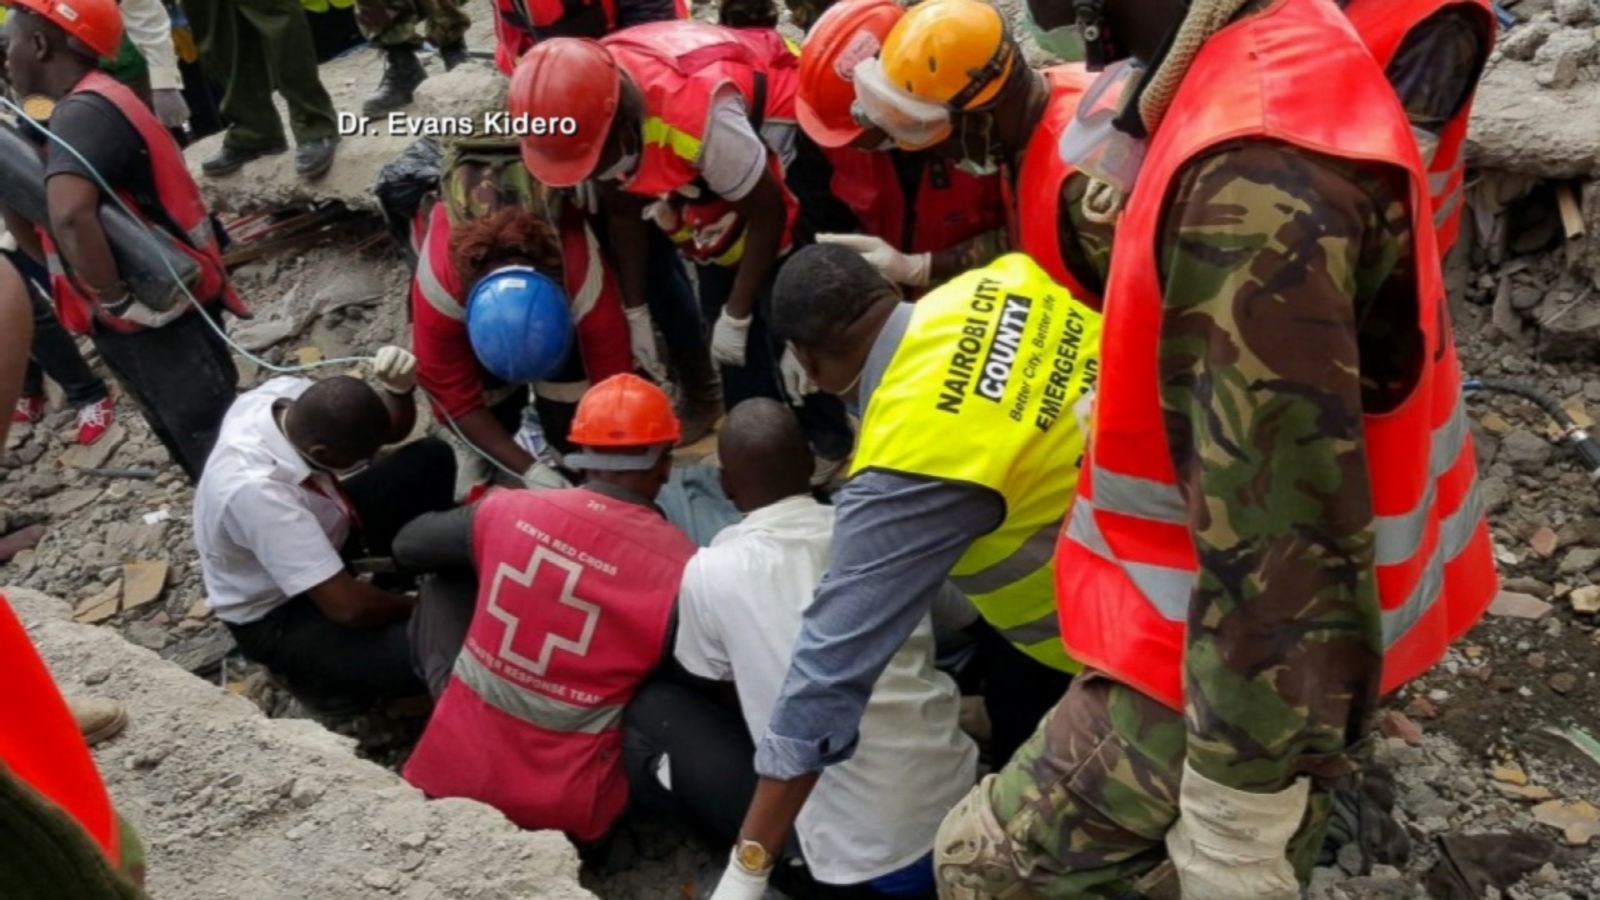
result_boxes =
[372,345,418,394]
[522,462,571,490]
[708,849,772,900]
[710,309,751,368]
[642,199,681,233]
[817,233,931,287]
[152,88,190,129]
[778,347,816,406]
[625,304,670,384]
[1165,762,1310,900]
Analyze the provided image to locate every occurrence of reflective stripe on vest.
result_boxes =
[642,116,704,166]
[1055,0,1498,711]
[852,253,1100,672]
[1067,388,1485,647]
[414,246,462,322]
[451,648,624,734]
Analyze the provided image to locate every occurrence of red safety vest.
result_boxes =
[41,71,248,336]
[1011,64,1098,308]
[1055,0,1497,711]
[826,149,1006,256]
[0,595,120,866]
[403,487,693,842]
[409,201,632,420]
[1345,0,1493,256]
[491,0,693,74]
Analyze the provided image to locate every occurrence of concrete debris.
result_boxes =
[1530,799,1600,846]
[1488,590,1555,619]
[1530,525,1560,557]
[1493,764,1531,785]
[1377,710,1425,746]
[121,560,169,610]
[1568,584,1600,613]
[6,587,596,900]
[60,424,128,471]
[1557,545,1600,574]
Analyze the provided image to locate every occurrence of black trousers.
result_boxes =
[6,251,108,410]
[227,438,457,705]
[90,309,238,483]
[968,619,1075,768]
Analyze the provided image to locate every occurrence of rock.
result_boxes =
[294,346,325,366]
[1530,526,1560,557]
[72,583,122,625]
[1554,0,1594,25]
[1492,764,1530,785]
[1499,430,1554,474]
[123,619,171,652]
[1336,841,1364,876]
[1531,799,1600,846]
[103,521,168,558]
[361,868,400,891]
[1405,695,1439,719]
[59,424,127,470]
[81,667,111,686]
[1488,590,1555,619]
[47,487,102,517]
[1558,546,1600,574]
[285,820,318,842]
[290,777,326,809]
[162,624,236,675]
[1377,710,1424,746]
[1497,782,1556,801]
[1549,672,1579,694]
[121,560,169,611]
[1534,29,1598,90]
[1503,576,1554,598]
[1570,585,1600,613]
[397,832,428,851]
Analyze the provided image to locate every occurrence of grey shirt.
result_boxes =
[754,304,1005,779]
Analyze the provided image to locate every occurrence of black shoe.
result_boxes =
[439,43,469,71]
[362,45,428,117]
[295,136,339,180]
[200,142,287,177]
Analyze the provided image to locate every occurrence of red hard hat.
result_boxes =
[6,0,124,60]
[508,38,621,188]
[796,0,904,149]
[570,373,682,448]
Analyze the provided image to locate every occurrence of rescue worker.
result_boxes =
[929,0,1499,896]
[1343,0,1496,256]
[795,0,1010,291]
[399,374,695,844]
[843,0,1113,305]
[356,0,471,117]
[180,0,340,178]
[489,0,684,76]
[707,245,1102,897]
[508,22,855,478]
[0,0,248,482]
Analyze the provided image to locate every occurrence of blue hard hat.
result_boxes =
[466,265,575,384]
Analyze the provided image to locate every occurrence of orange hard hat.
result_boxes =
[508,38,621,188]
[6,0,124,60]
[569,373,682,449]
[796,0,904,148]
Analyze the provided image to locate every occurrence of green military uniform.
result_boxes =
[936,136,1412,897]
[179,0,338,152]
[354,0,469,52]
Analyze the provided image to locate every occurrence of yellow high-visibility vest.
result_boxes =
[852,253,1102,671]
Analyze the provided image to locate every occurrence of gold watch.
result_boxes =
[734,839,774,875]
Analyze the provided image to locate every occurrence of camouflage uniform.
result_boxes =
[938,173,1117,290]
[356,0,470,51]
[935,139,1414,898]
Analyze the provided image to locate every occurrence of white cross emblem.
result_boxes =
[484,545,601,676]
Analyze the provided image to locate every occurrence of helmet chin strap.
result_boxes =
[1073,0,1113,71]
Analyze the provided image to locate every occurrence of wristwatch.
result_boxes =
[733,839,774,875]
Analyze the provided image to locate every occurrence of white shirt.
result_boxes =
[194,378,354,625]
[675,496,978,885]
[694,86,799,203]
[119,0,183,91]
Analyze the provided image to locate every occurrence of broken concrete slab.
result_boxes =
[5,587,595,900]
[47,487,102,517]
[122,560,169,611]
[73,582,122,625]
[1488,590,1555,619]
[1469,59,1600,179]
[60,424,127,471]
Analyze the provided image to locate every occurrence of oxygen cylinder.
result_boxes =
[0,120,198,313]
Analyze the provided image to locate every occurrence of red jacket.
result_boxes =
[1055,0,1496,710]
[1345,0,1495,255]
[409,202,632,421]
[42,71,248,335]
[1011,64,1098,308]
[403,488,694,841]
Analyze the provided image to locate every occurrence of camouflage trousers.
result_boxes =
[355,0,470,49]
[933,673,1332,899]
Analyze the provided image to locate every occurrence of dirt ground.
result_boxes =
[4,0,1600,896]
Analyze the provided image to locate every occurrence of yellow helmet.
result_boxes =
[879,0,1017,111]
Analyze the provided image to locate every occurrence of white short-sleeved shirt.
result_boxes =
[693,86,799,203]
[194,377,354,625]
[675,496,978,885]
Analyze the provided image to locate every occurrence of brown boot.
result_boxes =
[68,696,128,747]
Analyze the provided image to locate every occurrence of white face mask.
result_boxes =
[956,157,999,177]
[596,150,638,182]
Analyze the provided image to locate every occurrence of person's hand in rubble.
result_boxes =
[371,345,418,395]
[817,233,932,288]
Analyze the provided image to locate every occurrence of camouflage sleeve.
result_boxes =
[1155,141,1408,793]
[931,228,1011,280]
[1060,172,1115,296]
[1386,6,1491,136]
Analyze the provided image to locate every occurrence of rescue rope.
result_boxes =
[0,95,528,482]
